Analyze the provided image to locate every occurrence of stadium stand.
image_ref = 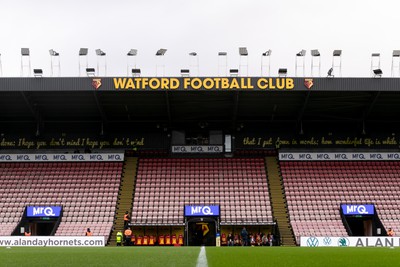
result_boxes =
[281,161,400,244]
[132,158,274,225]
[0,162,123,239]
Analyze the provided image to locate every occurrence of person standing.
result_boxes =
[262,233,268,246]
[227,232,234,246]
[124,227,132,246]
[123,211,130,228]
[388,228,395,236]
[116,230,123,246]
[240,227,248,246]
[85,228,93,236]
[267,233,274,246]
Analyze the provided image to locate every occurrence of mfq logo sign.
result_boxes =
[172,146,223,154]
[27,206,62,217]
[184,205,220,217]
[306,237,319,247]
[341,204,374,215]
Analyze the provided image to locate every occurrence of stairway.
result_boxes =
[265,156,296,246]
[109,157,138,246]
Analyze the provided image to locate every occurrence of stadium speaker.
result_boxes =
[132,68,141,77]
[33,69,43,77]
[278,68,287,77]
[229,69,239,77]
[180,69,190,77]
[373,69,383,77]
[86,68,96,77]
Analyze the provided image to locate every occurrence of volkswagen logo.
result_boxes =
[307,237,319,247]
[323,237,332,246]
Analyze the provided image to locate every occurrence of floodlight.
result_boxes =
[95,49,106,56]
[278,68,287,77]
[239,47,248,56]
[393,50,400,57]
[21,48,30,56]
[127,49,138,56]
[373,69,383,77]
[156,49,167,56]
[327,68,334,77]
[86,68,96,76]
[79,48,88,56]
[333,50,342,56]
[49,49,59,56]
[262,50,272,56]
[218,52,227,56]
[296,50,306,56]
[33,69,43,77]
[311,49,320,57]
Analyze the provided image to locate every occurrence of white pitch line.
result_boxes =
[196,246,208,267]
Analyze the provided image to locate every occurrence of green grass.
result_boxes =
[1,246,400,267]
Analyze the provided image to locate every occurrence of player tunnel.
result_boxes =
[184,205,220,246]
[340,204,387,236]
[12,206,63,236]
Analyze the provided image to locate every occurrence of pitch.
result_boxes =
[1,246,399,267]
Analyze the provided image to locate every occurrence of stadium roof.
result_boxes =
[1,77,400,134]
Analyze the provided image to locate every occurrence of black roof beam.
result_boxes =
[361,91,381,122]
[296,91,311,127]
[20,92,41,122]
[165,91,172,127]
[231,91,240,129]
[93,91,108,123]
[20,91,44,135]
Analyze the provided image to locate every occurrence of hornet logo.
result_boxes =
[304,78,314,89]
[92,78,102,90]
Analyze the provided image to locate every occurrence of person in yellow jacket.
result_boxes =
[116,231,123,246]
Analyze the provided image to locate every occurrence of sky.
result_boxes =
[0,0,399,77]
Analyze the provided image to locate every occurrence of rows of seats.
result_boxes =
[56,222,113,236]
[129,234,184,246]
[281,161,400,243]
[132,158,273,225]
[0,162,123,239]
